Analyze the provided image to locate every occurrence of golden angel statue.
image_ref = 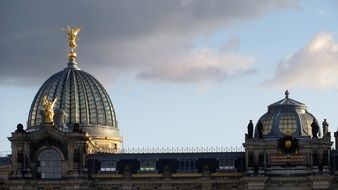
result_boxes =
[63,26,81,51]
[43,96,57,123]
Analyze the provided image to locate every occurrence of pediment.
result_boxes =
[29,124,69,142]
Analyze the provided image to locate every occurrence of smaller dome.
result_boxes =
[255,91,318,138]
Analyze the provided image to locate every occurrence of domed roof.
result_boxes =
[255,91,318,138]
[27,61,118,131]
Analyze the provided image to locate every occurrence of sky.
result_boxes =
[1,0,338,151]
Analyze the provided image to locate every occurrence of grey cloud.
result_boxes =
[139,66,235,83]
[0,0,299,86]
[137,46,256,83]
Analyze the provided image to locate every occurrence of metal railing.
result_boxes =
[1,146,245,156]
[118,146,244,154]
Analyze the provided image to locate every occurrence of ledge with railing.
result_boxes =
[1,146,245,156]
[94,146,245,154]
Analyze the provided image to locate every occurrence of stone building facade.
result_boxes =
[0,30,338,190]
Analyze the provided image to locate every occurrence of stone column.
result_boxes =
[23,141,32,178]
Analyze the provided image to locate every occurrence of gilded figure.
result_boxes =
[43,96,57,123]
[63,26,81,51]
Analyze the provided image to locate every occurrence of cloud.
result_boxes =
[265,32,338,89]
[138,46,255,83]
[0,0,299,86]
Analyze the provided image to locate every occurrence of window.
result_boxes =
[178,159,196,172]
[218,159,235,171]
[262,115,273,135]
[37,149,62,179]
[100,160,117,172]
[140,160,156,172]
[278,113,297,135]
[300,114,313,135]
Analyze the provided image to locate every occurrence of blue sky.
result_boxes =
[1,0,338,151]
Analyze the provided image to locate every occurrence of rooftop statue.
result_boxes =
[247,120,254,139]
[322,119,329,137]
[63,26,80,50]
[311,119,319,138]
[62,26,81,61]
[43,96,57,123]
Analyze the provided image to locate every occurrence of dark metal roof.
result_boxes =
[87,151,245,175]
[0,155,11,166]
[268,97,306,109]
[255,91,318,138]
[268,90,306,109]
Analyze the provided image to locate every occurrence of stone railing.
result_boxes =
[0,151,11,157]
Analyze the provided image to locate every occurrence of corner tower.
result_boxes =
[243,91,333,189]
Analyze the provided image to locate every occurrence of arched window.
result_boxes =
[37,149,62,179]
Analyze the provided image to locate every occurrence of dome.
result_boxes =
[255,91,318,138]
[27,61,118,136]
[26,27,122,153]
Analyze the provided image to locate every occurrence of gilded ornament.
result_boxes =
[284,140,292,149]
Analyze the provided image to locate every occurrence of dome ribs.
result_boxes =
[79,71,100,126]
[76,71,90,126]
[28,67,117,130]
[92,77,116,127]
[88,74,109,126]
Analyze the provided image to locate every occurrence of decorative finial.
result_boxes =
[285,90,289,99]
[62,26,81,62]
